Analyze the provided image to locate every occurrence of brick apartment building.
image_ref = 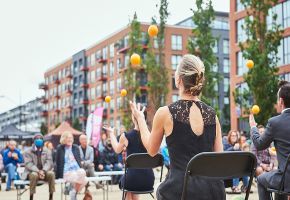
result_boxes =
[40,12,230,132]
[229,0,290,130]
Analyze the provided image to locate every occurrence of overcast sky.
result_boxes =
[0,0,229,113]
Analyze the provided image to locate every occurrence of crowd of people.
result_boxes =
[0,54,289,200]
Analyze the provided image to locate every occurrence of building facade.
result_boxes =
[229,0,290,130]
[41,12,229,132]
[0,97,44,132]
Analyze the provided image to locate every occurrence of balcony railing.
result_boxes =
[39,83,48,90]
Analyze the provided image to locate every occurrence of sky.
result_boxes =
[0,0,229,113]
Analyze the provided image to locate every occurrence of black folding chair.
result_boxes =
[268,154,290,200]
[122,153,164,200]
[181,151,257,200]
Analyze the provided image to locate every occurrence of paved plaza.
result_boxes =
[0,182,259,200]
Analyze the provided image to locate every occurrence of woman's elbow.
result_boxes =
[147,148,158,157]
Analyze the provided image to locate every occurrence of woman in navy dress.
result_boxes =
[130,54,226,200]
[103,113,154,200]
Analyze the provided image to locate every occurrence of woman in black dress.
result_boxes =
[130,54,226,200]
[103,113,154,200]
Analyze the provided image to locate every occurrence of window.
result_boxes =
[213,78,218,92]
[224,97,229,105]
[117,58,122,70]
[90,88,95,100]
[102,47,108,59]
[171,35,182,50]
[90,71,95,83]
[73,61,78,73]
[236,18,246,43]
[117,78,122,91]
[284,37,290,65]
[109,44,114,58]
[171,55,182,70]
[223,39,229,54]
[236,0,244,12]
[110,62,114,76]
[102,64,107,75]
[213,58,219,72]
[211,17,229,30]
[79,59,83,67]
[283,1,290,28]
[109,80,114,95]
[117,97,121,109]
[96,85,101,97]
[213,39,218,53]
[172,78,177,90]
[236,52,247,76]
[96,68,101,79]
[103,83,107,94]
[224,78,230,92]
[172,95,179,102]
[223,58,230,73]
[267,3,283,30]
[90,53,95,66]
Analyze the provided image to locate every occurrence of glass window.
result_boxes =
[110,62,114,76]
[236,51,247,76]
[171,35,182,50]
[171,55,182,70]
[96,68,101,79]
[213,39,218,53]
[109,43,114,58]
[223,58,230,73]
[117,58,122,70]
[283,1,290,28]
[117,78,122,91]
[213,57,219,72]
[224,97,229,105]
[102,47,108,59]
[102,64,107,75]
[223,39,229,54]
[110,80,114,95]
[103,83,107,93]
[236,18,246,43]
[90,71,95,83]
[236,0,244,12]
[224,78,230,92]
[172,78,177,90]
[267,3,283,30]
[284,36,290,65]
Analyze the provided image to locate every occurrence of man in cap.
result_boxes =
[22,133,55,200]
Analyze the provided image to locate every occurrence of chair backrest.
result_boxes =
[279,154,290,191]
[125,153,164,169]
[186,151,257,179]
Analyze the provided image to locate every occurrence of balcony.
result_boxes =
[79,116,87,121]
[54,78,60,85]
[139,86,148,91]
[80,99,89,104]
[66,88,72,94]
[118,46,129,54]
[66,105,72,109]
[80,66,89,71]
[103,108,108,118]
[65,73,73,79]
[97,91,107,100]
[54,108,60,113]
[40,96,48,104]
[97,73,108,82]
[39,83,48,90]
[41,110,48,117]
[54,93,60,99]
[97,57,108,63]
[80,83,89,88]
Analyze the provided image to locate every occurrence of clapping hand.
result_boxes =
[129,101,146,120]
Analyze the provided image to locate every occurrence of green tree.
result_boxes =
[72,118,82,131]
[187,0,219,110]
[146,0,169,114]
[122,13,143,129]
[235,0,283,125]
[40,122,48,135]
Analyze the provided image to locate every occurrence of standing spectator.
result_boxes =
[224,130,249,193]
[3,140,23,191]
[98,132,108,154]
[22,134,55,200]
[55,131,87,200]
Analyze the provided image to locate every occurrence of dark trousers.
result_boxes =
[257,172,288,200]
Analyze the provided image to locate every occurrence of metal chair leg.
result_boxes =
[150,193,155,199]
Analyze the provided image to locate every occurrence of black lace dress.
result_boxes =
[157,100,226,200]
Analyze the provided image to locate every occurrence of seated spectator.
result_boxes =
[103,111,154,200]
[79,134,94,177]
[251,125,274,176]
[98,139,122,172]
[45,141,56,164]
[0,153,3,173]
[161,145,170,171]
[22,134,55,200]
[0,142,9,156]
[98,132,108,154]
[3,140,23,191]
[55,131,88,200]
[224,130,249,194]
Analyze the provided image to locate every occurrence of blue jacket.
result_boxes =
[3,148,23,166]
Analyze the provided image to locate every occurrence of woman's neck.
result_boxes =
[179,91,200,101]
